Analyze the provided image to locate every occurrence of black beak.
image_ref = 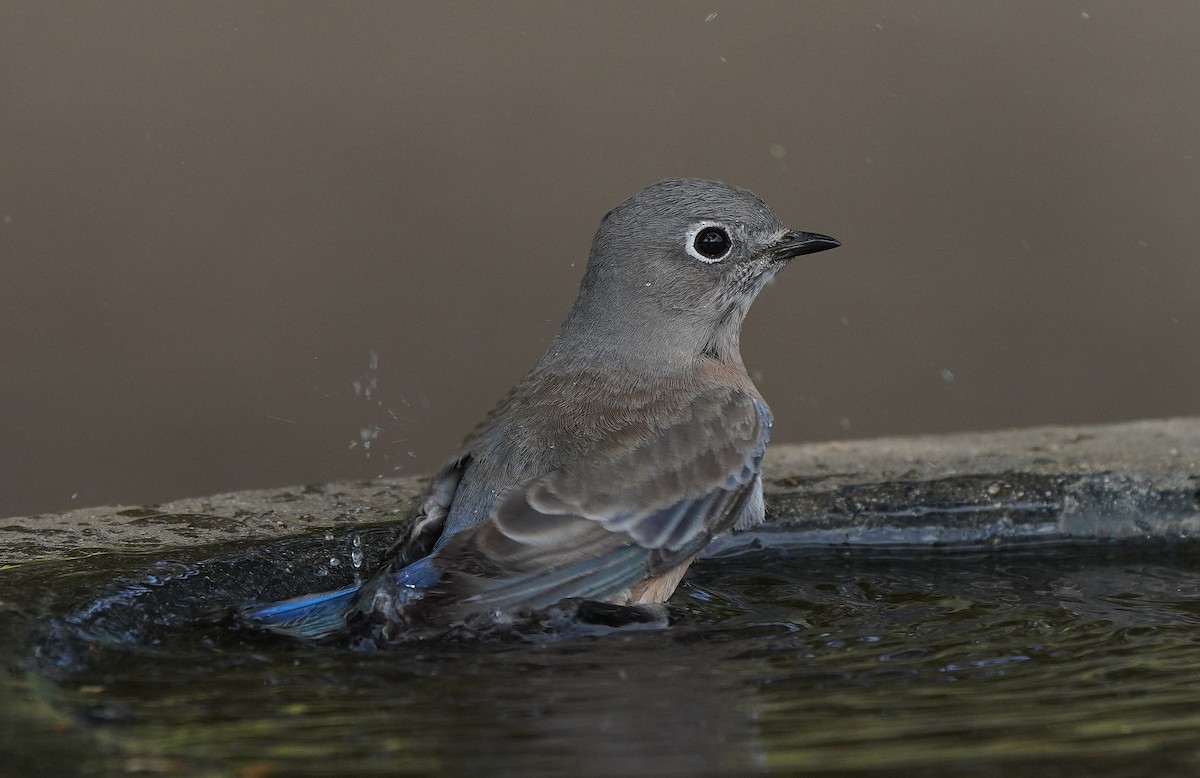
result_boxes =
[772,230,841,261]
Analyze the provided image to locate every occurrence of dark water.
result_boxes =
[3,536,1199,776]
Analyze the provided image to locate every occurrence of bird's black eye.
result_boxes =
[693,226,731,261]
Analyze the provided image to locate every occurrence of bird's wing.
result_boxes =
[426,387,770,615]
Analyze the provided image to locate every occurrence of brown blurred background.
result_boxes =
[1,2,1197,518]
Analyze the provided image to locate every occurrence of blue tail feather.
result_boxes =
[238,583,360,640]
[238,558,442,641]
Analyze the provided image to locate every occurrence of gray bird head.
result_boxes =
[548,179,839,372]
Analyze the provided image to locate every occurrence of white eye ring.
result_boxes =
[686,221,733,263]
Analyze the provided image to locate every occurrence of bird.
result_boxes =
[238,178,839,641]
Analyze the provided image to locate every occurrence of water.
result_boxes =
[2,535,1199,776]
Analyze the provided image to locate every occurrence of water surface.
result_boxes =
[3,536,1198,775]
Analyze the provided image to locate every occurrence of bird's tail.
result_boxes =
[236,583,360,641]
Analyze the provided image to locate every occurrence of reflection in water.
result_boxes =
[3,541,1200,775]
